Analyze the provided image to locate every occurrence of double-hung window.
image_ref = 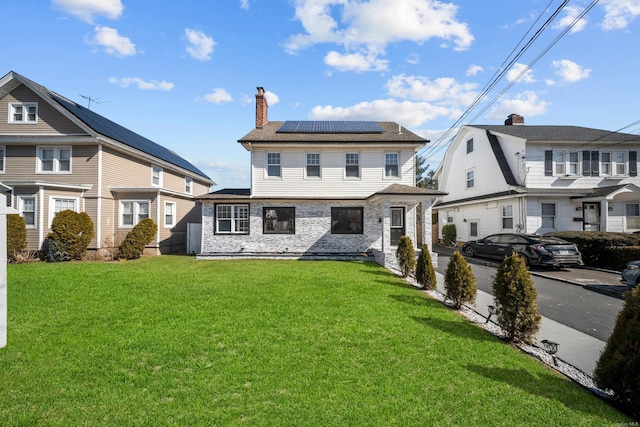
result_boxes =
[502,205,514,229]
[185,177,193,194]
[626,204,640,229]
[554,152,565,175]
[9,103,37,123]
[263,207,295,234]
[216,204,249,234]
[345,153,359,178]
[152,166,163,186]
[120,201,150,227]
[38,147,71,173]
[267,153,281,177]
[614,152,626,175]
[165,202,176,227]
[541,203,556,229]
[385,153,399,177]
[331,207,363,234]
[19,196,36,227]
[466,170,475,189]
[306,153,320,177]
[50,197,78,226]
[601,152,612,175]
[466,138,474,154]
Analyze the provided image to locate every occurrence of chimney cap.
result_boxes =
[256,87,265,95]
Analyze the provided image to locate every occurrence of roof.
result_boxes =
[1,71,212,182]
[472,124,640,143]
[485,130,519,187]
[238,121,428,144]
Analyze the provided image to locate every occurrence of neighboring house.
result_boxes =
[198,87,444,269]
[434,114,640,243]
[0,71,214,256]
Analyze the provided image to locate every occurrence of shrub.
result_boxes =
[492,253,541,344]
[416,243,437,290]
[119,218,157,260]
[594,286,640,416]
[395,235,416,277]
[548,231,640,269]
[47,210,95,260]
[6,214,27,262]
[442,224,457,246]
[444,250,476,310]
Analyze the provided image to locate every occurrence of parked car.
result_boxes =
[461,233,583,268]
[620,260,640,288]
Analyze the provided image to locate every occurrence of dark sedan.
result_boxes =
[461,233,583,268]
[620,260,640,288]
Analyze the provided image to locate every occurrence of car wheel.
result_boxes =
[463,246,475,257]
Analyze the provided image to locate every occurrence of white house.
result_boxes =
[434,114,640,243]
[197,88,444,269]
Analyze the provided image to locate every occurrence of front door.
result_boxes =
[583,203,600,231]
[390,207,405,246]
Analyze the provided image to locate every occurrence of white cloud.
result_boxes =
[185,28,216,61]
[309,98,451,128]
[52,0,123,23]
[553,5,588,33]
[600,0,640,30]
[90,26,136,57]
[386,74,478,107]
[203,88,233,103]
[406,53,419,65]
[485,91,550,121]
[239,0,250,10]
[108,77,173,91]
[507,63,536,83]
[197,160,250,188]
[551,59,591,83]
[264,91,280,106]
[324,50,389,72]
[466,64,483,76]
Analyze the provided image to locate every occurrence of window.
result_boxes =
[49,197,78,226]
[216,204,249,234]
[446,210,454,223]
[466,138,473,154]
[9,103,37,123]
[568,152,579,175]
[582,151,599,176]
[306,153,320,178]
[554,152,565,175]
[0,146,4,172]
[553,151,579,176]
[541,203,556,229]
[614,152,626,175]
[185,177,193,194]
[345,153,359,178]
[502,205,514,229]
[267,153,281,177]
[390,207,404,245]
[152,166,162,186]
[331,207,363,234]
[466,170,475,188]
[469,221,478,237]
[263,207,295,234]
[19,196,36,227]
[165,202,176,227]
[601,152,611,175]
[385,153,399,177]
[37,147,71,173]
[626,204,640,229]
[120,201,150,227]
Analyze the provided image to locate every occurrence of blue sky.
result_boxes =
[4,0,640,189]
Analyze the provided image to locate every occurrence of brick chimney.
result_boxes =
[505,114,524,125]
[255,87,268,128]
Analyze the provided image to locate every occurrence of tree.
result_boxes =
[395,235,416,277]
[594,286,640,415]
[415,155,437,189]
[492,253,541,344]
[416,243,437,290]
[444,250,476,309]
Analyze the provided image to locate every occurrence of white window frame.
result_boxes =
[541,202,557,230]
[614,151,626,175]
[554,152,565,175]
[345,153,360,179]
[466,169,475,189]
[568,152,579,175]
[184,177,193,194]
[37,146,71,173]
[164,201,176,228]
[466,138,474,154]
[266,153,281,178]
[0,145,5,173]
[152,166,163,187]
[18,195,36,228]
[119,200,150,228]
[215,204,249,234]
[384,152,399,178]
[555,151,579,176]
[501,204,514,229]
[469,220,479,238]
[601,152,612,175]
[9,102,37,124]
[306,153,321,178]
[49,196,79,227]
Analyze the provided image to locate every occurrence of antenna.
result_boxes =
[79,94,108,110]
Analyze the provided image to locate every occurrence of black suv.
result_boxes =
[461,233,583,268]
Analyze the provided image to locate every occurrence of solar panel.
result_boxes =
[277,121,383,134]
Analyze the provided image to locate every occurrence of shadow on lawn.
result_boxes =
[465,364,621,421]
[410,315,497,343]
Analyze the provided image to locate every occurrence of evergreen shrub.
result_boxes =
[6,214,27,262]
[492,253,541,344]
[47,210,95,260]
[442,224,457,247]
[444,250,476,309]
[395,235,416,277]
[548,231,640,269]
[416,243,437,290]
[119,218,157,260]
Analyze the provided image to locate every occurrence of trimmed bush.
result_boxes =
[119,218,158,260]
[444,250,476,310]
[6,214,27,262]
[548,231,640,269]
[442,224,457,246]
[492,253,541,344]
[395,235,416,277]
[594,286,640,416]
[416,243,437,290]
[47,210,95,260]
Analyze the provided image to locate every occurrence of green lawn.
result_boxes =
[0,257,631,426]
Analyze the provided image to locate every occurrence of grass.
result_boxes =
[0,256,631,426]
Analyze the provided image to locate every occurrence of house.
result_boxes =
[434,114,640,243]
[0,71,215,256]
[197,87,444,269]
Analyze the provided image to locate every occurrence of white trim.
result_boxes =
[17,195,36,228]
[465,168,475,189]
[344,152,360,180]
[185,176,193,194]
[97,145,102,247]
[383,151,400,179]
[164,201,176,228]
[36,146,72,174]
[305,152,321,179]
[119,199,151,228]
[48,196,80,228]
[151,165,163,187]
[8,102,38,124]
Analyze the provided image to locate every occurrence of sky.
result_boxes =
[3,0,640,190]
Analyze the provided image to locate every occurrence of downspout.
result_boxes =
[96,144,102,250]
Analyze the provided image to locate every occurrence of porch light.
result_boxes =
[541,339,559,366]
[485,305,495,324]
